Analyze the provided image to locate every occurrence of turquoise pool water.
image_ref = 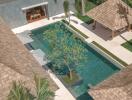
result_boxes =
[30,22,120,99]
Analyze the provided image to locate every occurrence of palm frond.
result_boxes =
[8,81,34,100]
[34,75,54,100]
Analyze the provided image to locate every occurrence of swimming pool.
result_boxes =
[29,21,120,99]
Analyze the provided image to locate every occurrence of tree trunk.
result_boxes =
[68,66,73,80]
[82,0,85,16]
[68,12,70,24]
[64,60,73,80]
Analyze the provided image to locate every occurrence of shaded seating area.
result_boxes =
[26,6,47,23]
[22,2,49,23]
[81,22,113,40]
[86,0,132,39]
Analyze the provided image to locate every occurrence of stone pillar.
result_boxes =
[128,24,131,31]
[82,0,85,16]
[22,9,28,23]
[112,30,115,39]
[42,5,46,16]
[45,4,49,20]
[92,20,96,30]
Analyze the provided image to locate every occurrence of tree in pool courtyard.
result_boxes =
[43,27,87,80]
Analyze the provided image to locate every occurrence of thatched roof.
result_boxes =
[0,63,35,100]
[0,17,57,100]
[89,64,132,100]
[87,0,132,31]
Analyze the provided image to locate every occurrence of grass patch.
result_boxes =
[92,41,128,66]
[75,13,93,24]
[62,20,89,39]
[62,71,80,86]
[123,0,132,7]
[89,0,105,5]
[75,1,96,24]
[122,39,132,52]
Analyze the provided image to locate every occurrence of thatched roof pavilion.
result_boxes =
[0,17,57,100]
[88,64,132,100]
[87,0,132,38]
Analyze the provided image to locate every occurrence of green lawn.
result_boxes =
[75,1,96,24]
[123,0,132,7]
[122,39,132,52]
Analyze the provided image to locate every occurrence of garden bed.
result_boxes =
[121,39,132,52]
[62,71,82,86]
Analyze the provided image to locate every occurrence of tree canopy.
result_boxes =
[43,23,87,79]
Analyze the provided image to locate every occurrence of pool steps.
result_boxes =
[30,49,49,66]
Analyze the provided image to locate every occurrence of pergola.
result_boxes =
[87,0,132,38]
